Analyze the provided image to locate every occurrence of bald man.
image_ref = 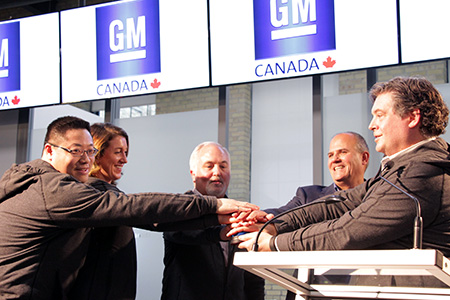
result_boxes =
[265,131,369,215]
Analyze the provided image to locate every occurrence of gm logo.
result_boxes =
[96,0,161,81]
[254,0,336,60]
[0,21,20,93]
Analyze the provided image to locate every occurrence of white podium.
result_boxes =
[234,249,450,299]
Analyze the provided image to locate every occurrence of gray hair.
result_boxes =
[189,141,230,172]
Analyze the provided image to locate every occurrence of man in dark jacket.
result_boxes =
[261,131,370,300]
[236,77,450,264]
[162,141,265,300]
[0,116,258,300]
[265,131,370,216]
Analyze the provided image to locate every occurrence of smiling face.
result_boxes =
[191,144,230,198]
[368,92,420,156]
[327,133,369,190]
[44,128,95,183]
[94,135,128,183]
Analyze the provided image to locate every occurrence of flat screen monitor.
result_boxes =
[61,0,210,103]
[0,13,60,111]
[210,0,399,86]
[400,0,450,63]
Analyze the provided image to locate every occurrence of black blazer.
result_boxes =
[265,184,336,216]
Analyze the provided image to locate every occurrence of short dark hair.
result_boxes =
[44,116,91,146]
[369,77,449,137]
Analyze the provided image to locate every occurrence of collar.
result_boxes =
[381,137,436,168]
[192,188,227,198]
[192,188,203,196]
[333,183,341,192]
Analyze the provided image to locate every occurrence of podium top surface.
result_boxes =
[234,249,449,270]
[234,249,450,299]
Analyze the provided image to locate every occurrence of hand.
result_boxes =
[227,222,264,237]
[235,231,274,252]
[217,210,271,225]
[224,210,274,227]
[235,210,274,223]
[218,214,234,225]
[220,225,232,241]
[216,198,259,215]
[227,222,277,237]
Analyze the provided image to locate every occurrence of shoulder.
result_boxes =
[20,159,58,175]
[297,184,329,194]
[87,177,122,193]
[0,159,60,201]
[415,138,449,160]
[295,184,331,202]
[394,138,450,176]
[14,159,65,183]
[184,190,195,195]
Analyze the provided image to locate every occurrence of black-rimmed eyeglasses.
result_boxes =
[47,142,98,157]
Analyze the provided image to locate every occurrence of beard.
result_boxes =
[205,181,227,198]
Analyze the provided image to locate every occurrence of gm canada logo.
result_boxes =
[0,21,20,93]
[254,0,336,60]
[96,0,161,81]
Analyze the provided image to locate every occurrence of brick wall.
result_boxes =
[338,61,448,95]
[227,84,252,202]
[265,280,289,300]
[338,70,367,95]
[377,60,447,84]
[155,88,218,115]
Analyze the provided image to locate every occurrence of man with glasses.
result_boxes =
[0,116,259,300]
[46,142,99,157]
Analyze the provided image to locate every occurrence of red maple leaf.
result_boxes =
[151,79,161,89]
[323,56,336,68]
[12,96,20,105]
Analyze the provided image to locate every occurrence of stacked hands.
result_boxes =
[216,198,276,251]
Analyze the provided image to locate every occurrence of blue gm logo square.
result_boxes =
[0,21,20,93]
[254,0,336,60]
[96,0,161,81]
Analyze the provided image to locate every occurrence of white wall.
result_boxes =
[251,77,314,209]
[115,108,218,300]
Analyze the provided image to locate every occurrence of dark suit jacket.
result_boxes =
[161,191,265,300]
[69,178,137,300]
[264,184,336,216]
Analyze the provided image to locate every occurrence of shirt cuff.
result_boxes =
[269,236,280,251]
